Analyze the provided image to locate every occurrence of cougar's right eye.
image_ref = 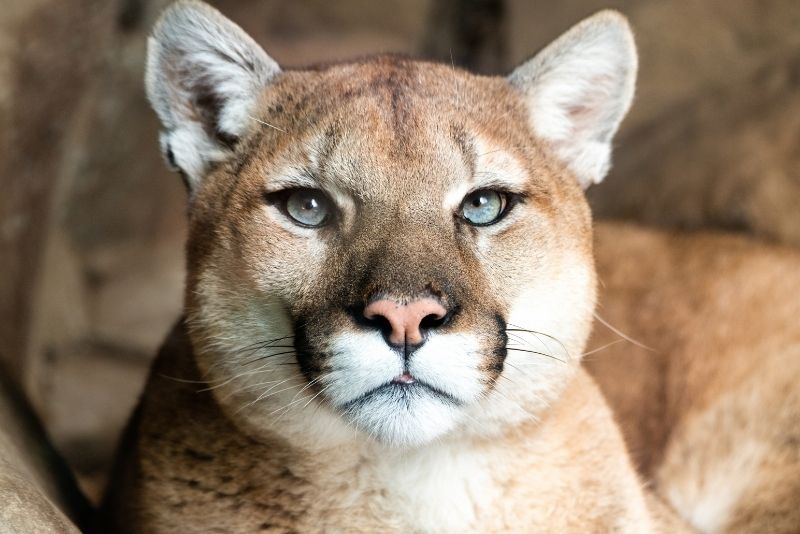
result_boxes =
[268,188,333,228]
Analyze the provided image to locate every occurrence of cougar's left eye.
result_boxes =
[274,188,332,228]
[460,189,508,226]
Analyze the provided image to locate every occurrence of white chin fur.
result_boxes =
[322,331,483,447]
[343,386,463,447]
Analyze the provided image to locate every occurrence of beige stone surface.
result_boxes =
[0,0,112,389]
[591,50,800,244]
[0,370,88,533]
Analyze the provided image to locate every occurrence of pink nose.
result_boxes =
[363,298,448,346]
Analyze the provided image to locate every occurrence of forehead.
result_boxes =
[249,57,544,201]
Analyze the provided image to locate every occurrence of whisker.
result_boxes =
[269,377,323,419]
[201,354,295,392]
[249,115,287,133]
[593,313,655,352]
[299,382,332,410]
[499,362,525,384]
[244,384,303,411]
[581,339,625,358]
[506,347,565,363]
[236,378,297,414]
[222,378,287,400]
[505,332,535,347]
[162,351,288,391]
[287,377,321,406]
[158,374,209,385]
[449,48,461,108]
[231,335,295,354]
[233,344,295,360]
[506,324,571,360]
[199,369,272,393]
[242,350,297,366]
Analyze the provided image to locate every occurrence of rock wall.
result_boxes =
[0,0,110,390]
[0,367,89,532]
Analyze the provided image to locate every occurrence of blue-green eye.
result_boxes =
[284,189,331,227]
[460,189,508,226]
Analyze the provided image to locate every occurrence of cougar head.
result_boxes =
[146,0,636,448]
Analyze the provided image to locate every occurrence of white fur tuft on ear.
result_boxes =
[508,11,637,188]
[146,0,281,188]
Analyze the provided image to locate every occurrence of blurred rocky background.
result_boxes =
[0,0,798,502]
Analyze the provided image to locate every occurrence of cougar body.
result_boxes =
[589,223,800,533]
[103,2,799,532]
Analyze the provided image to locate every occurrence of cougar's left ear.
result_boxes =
[146,0,281,189]
[508,11,637,188]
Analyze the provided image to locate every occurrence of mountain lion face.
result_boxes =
[147,1,635,448]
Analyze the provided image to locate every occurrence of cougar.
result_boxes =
[102,2,800,532]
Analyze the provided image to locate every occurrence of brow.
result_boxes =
[450,122,476,176]
[264,166,318,192]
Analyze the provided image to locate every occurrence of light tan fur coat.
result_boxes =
[102,2,800,532]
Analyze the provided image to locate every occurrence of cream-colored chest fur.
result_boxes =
[369,442,502,533]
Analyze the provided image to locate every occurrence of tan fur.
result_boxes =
[105,3,798,532]
[587,222,800,533]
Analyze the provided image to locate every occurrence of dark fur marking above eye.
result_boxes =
[313,123,342,175]
[388,79,411,135]
[450,123,476,173]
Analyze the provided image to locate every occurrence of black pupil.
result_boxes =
[303,198,318,211]
[472,195,487,207]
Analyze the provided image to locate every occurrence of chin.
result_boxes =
[339,382,465,448]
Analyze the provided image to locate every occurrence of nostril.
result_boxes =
[362,311,393,338]
[419,312,447,330]
[362,300,406,346]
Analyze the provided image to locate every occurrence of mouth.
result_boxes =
[340,375,464,412]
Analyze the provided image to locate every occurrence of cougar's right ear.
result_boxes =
[146,0,281,190]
